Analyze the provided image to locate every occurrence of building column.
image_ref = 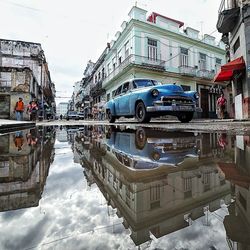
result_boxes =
[243,5,250,118]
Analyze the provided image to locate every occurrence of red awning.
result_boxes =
[213,56,245,82]
[218,162,250,189]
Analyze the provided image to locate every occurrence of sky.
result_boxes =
[0,0,222,104]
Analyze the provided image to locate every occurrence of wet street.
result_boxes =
[0,125,250,250]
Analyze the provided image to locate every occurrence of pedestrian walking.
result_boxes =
[14,97,25,121]
[26,129,38,146]
[27,100,38,121]
[217,93,227,119]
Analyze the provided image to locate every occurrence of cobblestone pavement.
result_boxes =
[1,118,250,134]
[36,118,250,134]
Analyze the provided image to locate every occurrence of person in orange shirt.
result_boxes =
[14,131,24,151]
[14,97,24,121]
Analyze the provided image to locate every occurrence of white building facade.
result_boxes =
[88,6,226,118]
[57,102,68,116]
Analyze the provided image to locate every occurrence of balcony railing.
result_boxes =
[217,0,240,34]
[90,80,105,97]
[178,66,196,77]
[102,54,165,87]
[196,69,214,80]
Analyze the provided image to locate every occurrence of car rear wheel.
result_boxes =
[177,112,194,123]
[135,102,151,123]
[107,109,116,123]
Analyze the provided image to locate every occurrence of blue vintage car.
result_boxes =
[105,78,201,123]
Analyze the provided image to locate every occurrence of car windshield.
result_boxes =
[68,111,77,115]
[133,79,159,88]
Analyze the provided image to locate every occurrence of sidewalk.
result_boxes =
[0,119,36,133]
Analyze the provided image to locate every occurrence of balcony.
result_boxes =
[90,80,105,97]
[178,66,196,77]
[102,54,165,87]
[216,0,240,34]
[196,69,215,80]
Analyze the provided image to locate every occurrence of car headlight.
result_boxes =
[151,89,159,97]
[194,93,199,99]
[151,151,161,161]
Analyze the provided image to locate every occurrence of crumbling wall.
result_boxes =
[0,40,43,84]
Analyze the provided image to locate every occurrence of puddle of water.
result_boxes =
[0,125,250,250]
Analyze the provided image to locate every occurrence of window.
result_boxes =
[181,85,191,91]
[215,58,222,73]
[122,82,130,93]
[115,85,122,96]
[180,47,189,66]
[148,38,158,61]
[202,172,210,185]
[107,63,110,75]
[183,177,192,192]
[133,79,155,88]
[150,185,161,209]
[102,68,105,79]
[199,53,207,70]
[112,57,116,70]
[124,41,129,58]
[118,50,122,65]
[233,37,240,53]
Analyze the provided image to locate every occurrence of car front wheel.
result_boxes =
[135,102,151,123]
[107,109,116,123]
[177,112,194,123]
[135,127,147,149]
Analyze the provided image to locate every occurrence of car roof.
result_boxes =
[117,78,159,87]
[127,78,158,82]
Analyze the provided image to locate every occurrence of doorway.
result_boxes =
[200,89,209,118]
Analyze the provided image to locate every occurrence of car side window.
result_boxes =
[133,79,154,88]
[122,82,130,93]
[115,85,122,96]
[132,81,137,89]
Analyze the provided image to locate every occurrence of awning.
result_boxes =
[218,162,250,189]
[213,56,245,82]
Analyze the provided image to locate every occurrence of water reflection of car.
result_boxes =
[105,126,199,170]
[105,78,201,123]
[66,111,79,120]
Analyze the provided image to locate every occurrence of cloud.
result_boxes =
[0,0,222,105]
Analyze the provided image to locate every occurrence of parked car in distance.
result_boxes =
[78,112,85,120]
[105,78,202,123]
[66,111,79,120]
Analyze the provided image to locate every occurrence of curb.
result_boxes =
[0,122,36,134]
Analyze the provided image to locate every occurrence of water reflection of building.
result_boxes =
[218,135,250,249]
[0,126,55,212]
[56,127,68,142]
[76,126,232,246]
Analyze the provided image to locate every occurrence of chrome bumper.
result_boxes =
[147,105,202,112]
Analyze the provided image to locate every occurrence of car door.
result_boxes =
[113,85,122,115]
[118,82,131,115]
